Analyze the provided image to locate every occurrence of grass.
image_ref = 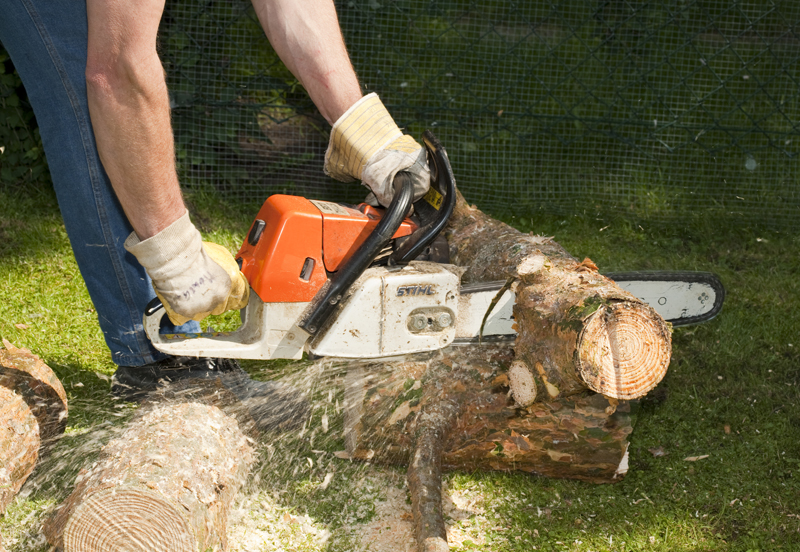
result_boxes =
[0,183,798,551]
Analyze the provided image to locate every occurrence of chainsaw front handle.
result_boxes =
[388,130,457,265]
[296,130,458,338]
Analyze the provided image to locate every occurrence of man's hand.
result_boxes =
[125,211,249,326]
[324,93,430,207]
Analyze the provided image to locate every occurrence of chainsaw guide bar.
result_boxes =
[451,270,725,345]
[604,271,725,327]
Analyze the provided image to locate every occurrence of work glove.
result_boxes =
[324,92,430,207]
[124,211,249,326]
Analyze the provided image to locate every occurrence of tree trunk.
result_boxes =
[0,340,68,516]
[447,192,671,401]
[344,345,633,483]
[43,385,256,552]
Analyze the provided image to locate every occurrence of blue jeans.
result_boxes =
[0,0,200,366]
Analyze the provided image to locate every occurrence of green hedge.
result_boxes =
[0,46,49,187]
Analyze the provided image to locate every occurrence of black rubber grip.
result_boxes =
[388,130,457,265]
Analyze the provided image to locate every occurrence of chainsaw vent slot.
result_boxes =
[300,258,315,281]
[247,219,266,246]
[370,243,395,267]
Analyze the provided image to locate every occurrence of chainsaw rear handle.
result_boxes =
[297,172,415,335]
[141,173,414,338]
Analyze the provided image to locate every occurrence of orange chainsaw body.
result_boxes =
[236,195,417,303]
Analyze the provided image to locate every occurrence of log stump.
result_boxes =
[446,192,671,401]
[43,387,256,552]
[0,340,68,515]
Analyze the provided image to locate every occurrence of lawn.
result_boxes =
[0,183,798,551]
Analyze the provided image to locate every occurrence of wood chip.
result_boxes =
[648,446,667,457]
[492,374,509,387]
[318,472,334,491]
[684,455,709,462]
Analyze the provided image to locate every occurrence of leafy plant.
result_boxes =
[0,47,49,187]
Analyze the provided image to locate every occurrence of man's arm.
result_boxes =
[86,0,248,325]
[85,0,183,240]
[85,0,368,236]
[252,0,431,206]
[250,0,364,125]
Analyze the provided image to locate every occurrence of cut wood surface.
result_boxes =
[44,390,256,552]
[0,340,68,515]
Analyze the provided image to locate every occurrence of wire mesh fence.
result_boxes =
[160,0,800,225]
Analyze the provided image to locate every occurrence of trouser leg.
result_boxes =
[0,0,200,366]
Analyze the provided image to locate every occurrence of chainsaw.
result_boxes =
[144,131,724,360]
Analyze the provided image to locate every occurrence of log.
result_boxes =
[344,346,635,551]
[344,345,633,481]
[43,382,256,552]
[446,192,671,401]
[341,193,667,551]
[0,340,68,515]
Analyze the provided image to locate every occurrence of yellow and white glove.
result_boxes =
[324,92,430,207]
[124,211,249,326]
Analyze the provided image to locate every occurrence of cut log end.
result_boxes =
[63,487,195,552]
[507,360,537,407]
[45,399,255,551]
[577,302,671,399]
[1,341,68,514]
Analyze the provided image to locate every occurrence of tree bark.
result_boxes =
[0,340,68,516]
[344,346,634,483]
[43,384,256,552]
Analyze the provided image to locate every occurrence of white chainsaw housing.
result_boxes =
[144,261,463,360]
[144,265,723,360]
[308,263,461,358]
[144,296,309,360]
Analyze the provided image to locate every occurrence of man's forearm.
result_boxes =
[250,0,363,124]
[86,0,364,241]
[85,0,185,240]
